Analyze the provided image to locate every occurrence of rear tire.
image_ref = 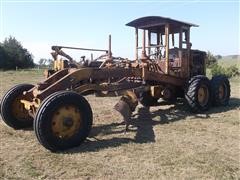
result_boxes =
[0,84,34,129]
[211,75,230,106]
[185,76,211,112]
[34,91,93,152]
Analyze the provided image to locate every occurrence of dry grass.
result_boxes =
[0,70,239,179]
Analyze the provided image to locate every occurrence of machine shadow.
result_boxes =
[65,97,240,154]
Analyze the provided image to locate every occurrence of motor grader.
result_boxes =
[0,16,230,151]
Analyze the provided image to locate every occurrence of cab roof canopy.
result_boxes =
[126,16,198,34]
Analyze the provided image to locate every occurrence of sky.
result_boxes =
[0,0,239,63]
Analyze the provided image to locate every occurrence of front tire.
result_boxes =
[34,91,93,152]
[185,76,211,112]
[211,75,230,106]
[0,84,34,129]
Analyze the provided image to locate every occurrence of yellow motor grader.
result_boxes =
[0,16,230,151]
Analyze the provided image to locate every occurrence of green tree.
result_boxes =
[211,64,239,78]
[38,58,53,68]
[0,36,35,69]
[206,51,217,68]
[0,45,7,69]
[215,55,222,59]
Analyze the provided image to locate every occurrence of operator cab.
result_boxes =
[126,16,205,78]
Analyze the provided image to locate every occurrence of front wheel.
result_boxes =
[0,84,34,129]
[34,91,93,152]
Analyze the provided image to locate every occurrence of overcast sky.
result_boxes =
[0,0,239,62]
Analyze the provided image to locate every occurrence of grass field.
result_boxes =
[0,70,239,179]
[218,57,240,69]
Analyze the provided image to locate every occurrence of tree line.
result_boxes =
[0,36,238,78]
[0,36,35,70]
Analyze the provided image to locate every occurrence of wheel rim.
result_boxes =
[51,105,81,139]
[219,83,226,100]
[11,95,30,121]
[198,85,209,106]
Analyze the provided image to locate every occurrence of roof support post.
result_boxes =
[108,34,112,61]
[165,23,169,74]
[135,28,138,62]
[160,34,163,45]
[141,30,147,61]
[157,33,160,59]
[186,27,190,77]
[171,33,174,46]
[179,27,183,76]
[148,30,151,56]
[179,28,183,51]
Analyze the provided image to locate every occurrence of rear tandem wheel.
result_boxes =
[185,76,211,112]
[211,75,230,106]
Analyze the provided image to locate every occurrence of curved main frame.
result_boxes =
[20,61,186,117]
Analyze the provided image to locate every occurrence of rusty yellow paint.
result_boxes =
[198,85,209,106]
[119,90,138,112]
[165,23,169,74]
[33,98,41,108]
[20,100,32,110]
[54,59,65,71]
[52,105,81,139]
[12,96,30,120]
[124,90,138,105]
[20,98,40,111]
[69,68,93,81]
